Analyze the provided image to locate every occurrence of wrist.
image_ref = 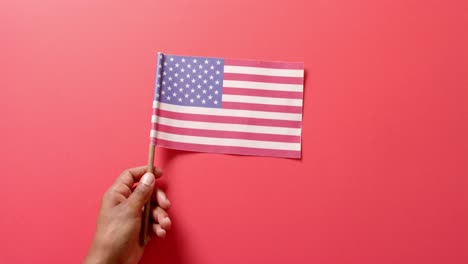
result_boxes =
[84,240,112,264]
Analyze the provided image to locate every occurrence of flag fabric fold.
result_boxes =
[150,52,304,159]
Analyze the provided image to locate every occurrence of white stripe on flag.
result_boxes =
[152,116,301,136]
[222,94,303,107]
[152,131,301,151]
[152,102,302,121]
[223,65,304,78]
[222,80,302,92]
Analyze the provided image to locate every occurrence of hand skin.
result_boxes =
[84,166,171,264]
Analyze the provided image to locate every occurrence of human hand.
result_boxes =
[84,166,171,264]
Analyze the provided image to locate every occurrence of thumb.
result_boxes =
[127,172,155,211]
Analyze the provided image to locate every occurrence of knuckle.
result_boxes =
[154,207,168,220]
[134,184,150,197]
[120,169,131,178]
[102,188,114,201]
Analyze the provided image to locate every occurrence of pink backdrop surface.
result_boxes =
[1,0,467,263]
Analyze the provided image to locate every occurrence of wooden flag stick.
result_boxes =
[140,143,156,245]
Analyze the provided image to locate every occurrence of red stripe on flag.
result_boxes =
[222,87,303,99]
[224,59,304,70]
[223,73,303,84]
[153,109,301,128]
[155,139,301,159]
[153,123,301,143]
[222,102,303,114]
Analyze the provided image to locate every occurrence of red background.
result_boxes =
[1,0,467,263]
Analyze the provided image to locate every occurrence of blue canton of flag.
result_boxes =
[155,54,224,108]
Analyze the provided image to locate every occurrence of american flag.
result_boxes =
[150,53,304,158]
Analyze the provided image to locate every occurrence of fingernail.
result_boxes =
[141,173,155,186]
[162,217,171,225]
[157,228,166,238]
[155,167,163,175]
[157,190,168,202]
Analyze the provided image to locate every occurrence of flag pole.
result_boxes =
[140,143,155,245]
[140,52,162,245]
